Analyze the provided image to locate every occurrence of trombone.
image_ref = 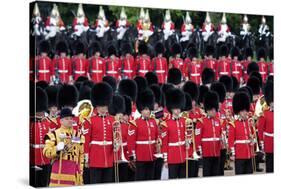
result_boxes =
[248,117,259,173]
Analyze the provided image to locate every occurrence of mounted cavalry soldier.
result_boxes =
[258,16,271,40]
[95,6,110,38]
[162,10,175,41]
[31,3,44,37]
[136,8,146,32]
[202,12,215,42]
[217,13,231,44]
[240,15,251,39]
[72,4,89,38]
[116,7,130,40]
[45,4,65,40]
[180,12,194,44]
[138,10,154,42]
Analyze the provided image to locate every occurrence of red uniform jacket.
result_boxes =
[231,60,243,82]
[181,24,194,32]
[257,109,273,153]
[162,22,175,30]
[170,57,185,75]
[127,117,158,162]
[52,56,72,83]
[72,17,89,29]
[152,57,168,84]
[258,61,268,82]
[116,20,130,28]
[35,55,53,83]
[202,23,215,32]
[203,58,218,78]
[136,55,152,77]
[89,114,115,168]
[45,16,65,28]
[105,56,121,80]
[72,56,88,81]
[121,54,136,79]
[187,60,202,85]
[30,118,51,166]
[217,58,231,78]
[195,117,222,157]
[88,56,105,82]
[30,57,35,81]
[161,117,186,164]
[241,60,251,83]
[268,62,274,76]
[228,119,254,159]
[116,122,130,161]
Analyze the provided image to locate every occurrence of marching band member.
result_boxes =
[72,42,89,81]
[202,12,215,42]
[88,41,105,82]
[195,91,222,176]
[201,68,216,88]
[45,86,60,131]
[153,43,168,84]
[229,91,254,175]
[167,68,183,88]
[162,10,175,40]
[127,89,159,180]
[35,41,52,83]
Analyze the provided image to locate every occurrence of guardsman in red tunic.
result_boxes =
[195,91,222,176]
[136,42,152,77]
[257,47,268,82]
[153,43,168,84]
[186,47,202,85]
[241,48,254,83]
[268,47,274,77]
[72,42,89,81]
[127,89,159,181]
[217,45,231,78]
[203,45,218,79]
[121,43,136,79]
[229,92,254,175]
[231,47,243,83]
[88,82,116,183]
[105,45,121,81]
[169,43,185,74]
[53,41,72,84]
[257,81,273,173]
[88,41,105,82]
[201,68,216,88]
[35,41,52,83]
[161,88,187,179]
[30,87,51,187]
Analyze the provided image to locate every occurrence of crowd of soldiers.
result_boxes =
[30,2,274,188]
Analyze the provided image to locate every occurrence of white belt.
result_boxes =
[106,71,117,74]
[155,70,165,73]
[90,140,113,145]
[269,73,273,76]
[31,144,45,149]
[138,70,148,73]
[232,71,240,74]
[259,71,266,74]
[168,141,185,146]
[122,142,128,146]
[92,70,103,73]
[219,72,229,75]
[202,137,221,142]
[234,140,251,144]
[74,70,85,74]
[58,70,68,73]
[123,70,133,73]
[136,140,156,144]
[264,132,274,137]
[30,71,34,73]
[38,70,50,73]
[191,73,200,76]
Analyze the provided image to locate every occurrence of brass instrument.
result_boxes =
[254,95,268,118]
[248,117,259,172]
[73,99,93,124]
[112,120,121,182]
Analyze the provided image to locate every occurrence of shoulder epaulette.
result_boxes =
[129,120,137,127]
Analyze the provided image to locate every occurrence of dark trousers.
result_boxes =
[154,158,164,180]
[188,160,199,178]
[266,153,274,173]
[219,149,227,175]
[135,161,155,181]
[118,162,129,182]
[83,167,90,184]
[203,157,220,177]
[235,159,253,175]
[127,165,136,181]
[29,164,51,187]
[168,162,186,179]
[89,167,113,184]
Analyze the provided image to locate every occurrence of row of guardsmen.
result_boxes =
[31,39,274,86]
[30,65,273,187]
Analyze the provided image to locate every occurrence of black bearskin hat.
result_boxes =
[231,47,240,59]
[107,44,117,56]
[264,81,273,105]
[167,68,182,85]
[202,68,215,85]
[136,89,155,111]
[231,76,239,92]
[36,81,49,90]
[134,76,148,94]
[79,86,92,101]
[123,95,132,116]
[91,82,113,107]
[219,75,233,92]
[205,45,215,57]
[39,40,50,54]
[257,47,267,60]
[238,86,253,103]
[103,76,117,92]
[89,41,102,57]
[183,93,193,111]
[118,79,138,102]
[57,84,78,109]
[160,83,174,107]
[188,47,197,60]
[171,43,182,56]
[150,84,162,106]
[76,76,88,83]
[198,85,209,105]
[182,81,199,101]
[166,88,185,113]
[245,47,253,58]
[219,45,229,57]
[246,76,260,95]
[247,62,259,75]
[210,82,226,103]
[204,91,219,112]
[75,41,85,55]
[269,47,273,61]
[155,42,165,55]
[145,72,158,86]
[56,41,68,54]
[121,42,133,55]
[249,71,262,87]
[233,91,250,114]
[109,94,125,116]
[138,42,148,55]
[45,85,58,108]
[36,87,48,112]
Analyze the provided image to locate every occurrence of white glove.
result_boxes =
[56,142,65,151]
